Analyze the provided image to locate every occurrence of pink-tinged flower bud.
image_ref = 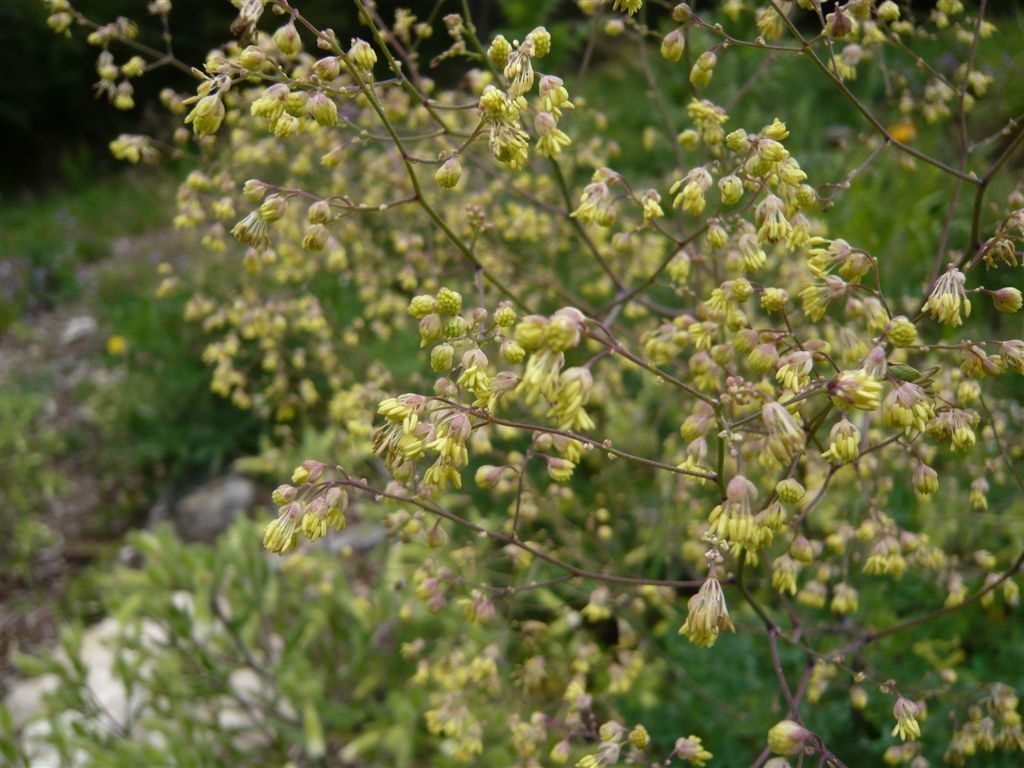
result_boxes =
[239,46,264,70]
[992,287,1022,313]
[307,92,338,126]
[425,522,448,548]
[273,22,302,57]
[826,8,853,38]
[435,155,462,188]
[726,474,758,503]
[672,4,692,23]
[271,485,298,506]
[474,465,505,490]
[258,194,287,222]
[790,535,815,564]
[307,200,332,224]
[864,347,888,379]
[313,56,341,81]
[767,719,812,755]
[661,28,685,62]
[418,313,443,345]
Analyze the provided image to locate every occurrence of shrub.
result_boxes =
[28,0,1024,765]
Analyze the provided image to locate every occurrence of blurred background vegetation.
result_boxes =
[2,1,1023,766]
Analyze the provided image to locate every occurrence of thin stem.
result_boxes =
[335,476,713,590]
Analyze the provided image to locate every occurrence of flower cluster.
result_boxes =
[50,0,1024,765]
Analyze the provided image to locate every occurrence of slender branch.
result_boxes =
[335,476,713,590]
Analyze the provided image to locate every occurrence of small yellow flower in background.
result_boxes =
[763,401,806,462]
[969,476,989,510]
[612,0,643,15]
[830,582,859,615]
[821,418,860,464]
[673,735,713,766]
[106,335,127,356]
[828,369,882,411]
[772,554,800,595]
[628,724,649,748]
[923,265,970,327]
[912,462,939,496]
[776,478,805,504]
[550,739,571,764]
[892,697,921,741]
[690,50,717,87]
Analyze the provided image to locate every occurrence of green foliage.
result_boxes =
[10,520,498,766]
[84,255,264,484]
[0,385,63,584]
[0,171,173,332]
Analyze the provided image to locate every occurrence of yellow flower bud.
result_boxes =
[407,295,436,319]
[273,22,302,57]
[487,35,511,68]
[430,343,455,372]
[992,287,1022,313]
[435,287,463,315]
[661,28,685,62]
[307,92,338,127]
[184,94,225,137]
[494,304,516,327]
[349,38,377,72]
[776,478,805,504]
[886,315,917,347]
[529,26,552,57]
[767,720,811,756]
[435,155,463,189]
[258,194,288,222]
[239,45,265,70]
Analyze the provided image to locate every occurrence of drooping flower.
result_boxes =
[679,577,735,647]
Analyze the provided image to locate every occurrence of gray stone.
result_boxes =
[172,475,257,542]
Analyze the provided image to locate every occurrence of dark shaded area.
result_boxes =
[0,0,505,194]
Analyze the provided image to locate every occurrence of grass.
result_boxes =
[0,169,177,333]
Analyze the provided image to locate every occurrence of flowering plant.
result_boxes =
[41,0,1024,764]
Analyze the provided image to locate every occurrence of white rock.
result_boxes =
[60,316,97,346]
